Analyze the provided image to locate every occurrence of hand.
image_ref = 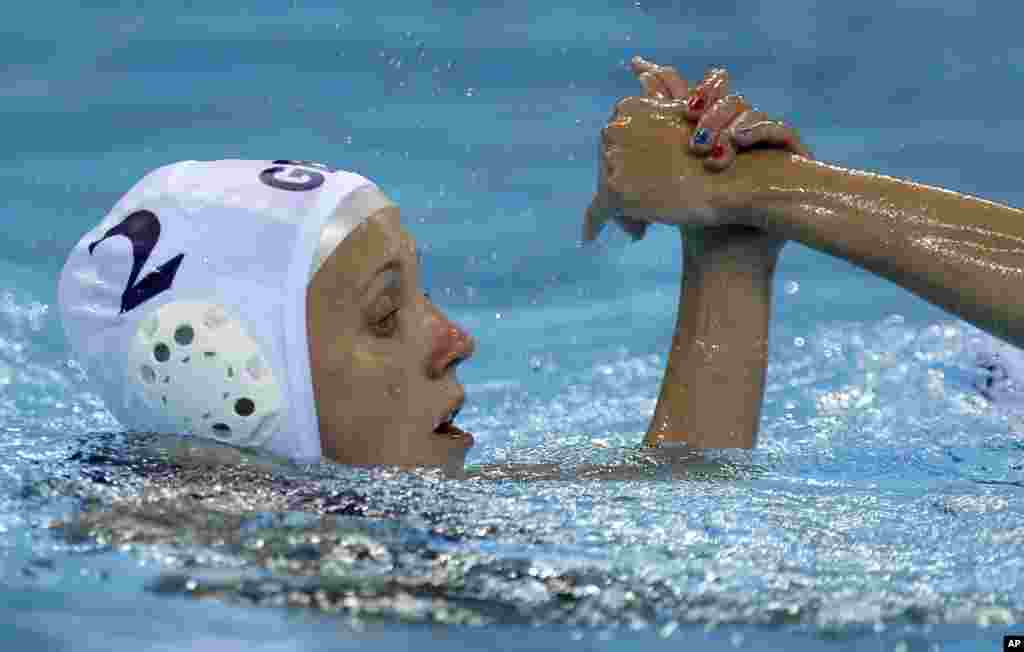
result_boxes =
[583,57,810,242]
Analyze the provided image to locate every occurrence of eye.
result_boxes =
[372,308,399,337]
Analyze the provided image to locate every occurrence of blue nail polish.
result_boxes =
[692,128,712,146]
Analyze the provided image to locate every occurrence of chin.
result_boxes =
[425,424,474,470]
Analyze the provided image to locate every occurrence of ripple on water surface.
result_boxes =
[2,313,1023,646]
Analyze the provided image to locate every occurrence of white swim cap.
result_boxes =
[58,160,393,462]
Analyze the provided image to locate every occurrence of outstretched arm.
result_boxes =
[753,158,1024,348]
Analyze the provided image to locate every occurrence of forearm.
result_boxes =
[749,156,1024,347]
[645,226,778,449]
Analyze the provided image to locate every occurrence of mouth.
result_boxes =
[433,395,474,447]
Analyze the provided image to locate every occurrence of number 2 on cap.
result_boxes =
[87,210,185,315]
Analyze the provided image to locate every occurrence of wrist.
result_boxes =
[682,225,784,270]
[740,155,840,242]
[709,148,829,237]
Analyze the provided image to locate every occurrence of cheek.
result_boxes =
[349,345,406,399]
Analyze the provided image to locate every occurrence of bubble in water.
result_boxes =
[794,337,805,347]
[465,88,475,97]
[785,280,800,295]
[529,355,543,372]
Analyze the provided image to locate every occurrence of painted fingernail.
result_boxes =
[688,94,705,112]
[692,128,712,146]
[711,143,726,159]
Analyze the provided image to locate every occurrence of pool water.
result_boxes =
[2,2,1023,650]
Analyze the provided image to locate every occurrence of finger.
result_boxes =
[583,145,622,242]
[729,112,812,158]
[682,67,729,121]
[703,135,736,172]
[653,66,688,100]
[637,71,670,99]
[632,56,689,100]
[630,55,664,76]
[583,195,610,241]
[689,94,751,155]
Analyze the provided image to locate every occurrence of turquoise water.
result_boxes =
[3,2,1024,650]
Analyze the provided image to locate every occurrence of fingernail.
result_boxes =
[692,128,712,146]
[711,143,726,159]
[688,94,705,112]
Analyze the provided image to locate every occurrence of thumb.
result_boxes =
[583,192,612,242]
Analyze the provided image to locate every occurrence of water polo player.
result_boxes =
[57,58,807,468]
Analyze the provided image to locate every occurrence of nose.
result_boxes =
[426,300,475,379]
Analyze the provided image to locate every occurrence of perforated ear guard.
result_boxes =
[127,300,284,448]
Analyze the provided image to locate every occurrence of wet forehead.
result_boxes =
[319,207,414,298]
[358,208,415,268]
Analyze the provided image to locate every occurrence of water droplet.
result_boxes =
[529,355,543,371]
[495,312,502,320]
[464,88,475,97]
[785,280,800,295]
[794,337,805,347]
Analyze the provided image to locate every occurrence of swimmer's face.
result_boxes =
[307,206,475,469]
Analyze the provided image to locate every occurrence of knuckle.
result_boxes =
[614,96,638,112]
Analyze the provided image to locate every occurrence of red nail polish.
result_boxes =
[688,94,705,112]
[711,143,726,159]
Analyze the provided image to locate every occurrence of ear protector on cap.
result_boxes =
[128,300,283,448]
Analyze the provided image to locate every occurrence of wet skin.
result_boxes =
[307,206,475,471]
[587,94,796,450]
[592,83,1024,439]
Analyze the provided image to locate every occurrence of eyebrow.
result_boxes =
[359,260,401,298]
